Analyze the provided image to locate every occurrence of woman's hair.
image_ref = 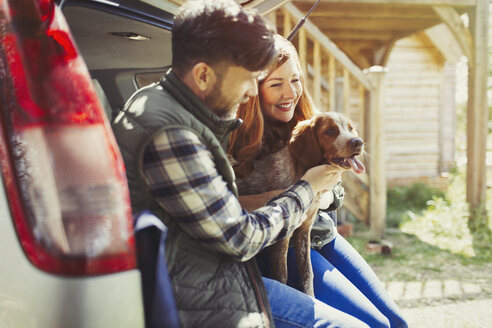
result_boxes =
[228,35,316,177]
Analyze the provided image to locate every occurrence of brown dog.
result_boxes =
[236,111,365,296]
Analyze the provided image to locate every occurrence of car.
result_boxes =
[0,0,283,327]
[0,0,153,327]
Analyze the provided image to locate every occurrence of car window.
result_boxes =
[135,71,167,88]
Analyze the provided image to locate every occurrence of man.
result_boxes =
[112,1,368,327]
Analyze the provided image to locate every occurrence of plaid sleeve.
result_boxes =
[142,127,314,261]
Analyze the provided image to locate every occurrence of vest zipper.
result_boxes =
[246,260,271,328]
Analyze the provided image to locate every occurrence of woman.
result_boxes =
[228,35,408,328]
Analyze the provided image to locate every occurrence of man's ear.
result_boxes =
[191,62,216,92]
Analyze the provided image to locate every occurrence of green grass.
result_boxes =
[386,182,446,229]
[345,166,492,284]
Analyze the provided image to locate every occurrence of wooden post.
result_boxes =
[343,68,350,116]
[267,11,277,32]
[282,8,291,38]
[298,28,307,77]
[313,40,321,108]
[358,83,366,140]
[466,0,488,222]
[365,66,388,240]
[329,54,336,111]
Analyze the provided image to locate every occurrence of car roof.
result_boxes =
[62,0,173,71]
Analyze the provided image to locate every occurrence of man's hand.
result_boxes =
[301,164,342,195]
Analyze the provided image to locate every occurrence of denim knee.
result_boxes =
[263,277,370,328]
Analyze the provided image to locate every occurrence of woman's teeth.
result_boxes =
[276,103,292,109]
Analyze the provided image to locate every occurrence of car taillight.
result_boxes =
[0,0,136,275]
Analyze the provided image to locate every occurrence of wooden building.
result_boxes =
[384,29,460,186]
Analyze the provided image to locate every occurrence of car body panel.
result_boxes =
[0,176,145,328]
[0,1,145,327]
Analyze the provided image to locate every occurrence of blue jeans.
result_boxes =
[263,277,369,328]
[289,236,408,328]
[257,235,408,328]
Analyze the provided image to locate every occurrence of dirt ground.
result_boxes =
[381,258,492,328]
[401,299,492,328]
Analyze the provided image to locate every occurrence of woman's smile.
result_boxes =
[276,101,294,111]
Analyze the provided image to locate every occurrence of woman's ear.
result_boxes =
[191,62,216,92]
[289,118,323,168]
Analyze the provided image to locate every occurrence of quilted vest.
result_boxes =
[112,70,273,328]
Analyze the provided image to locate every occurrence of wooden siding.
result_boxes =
[384,33,456,183]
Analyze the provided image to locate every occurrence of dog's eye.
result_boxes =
[324,128,338,136]
[348,125,353,132]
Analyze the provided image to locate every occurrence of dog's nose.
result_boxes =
[350,138,363,148]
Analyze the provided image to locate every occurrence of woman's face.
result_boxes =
[259,57,302,123]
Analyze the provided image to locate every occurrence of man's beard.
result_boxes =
[203,88,245,120]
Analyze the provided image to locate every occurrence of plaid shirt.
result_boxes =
[142,127,314,261]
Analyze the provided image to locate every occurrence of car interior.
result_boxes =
[59,0,174,121]
[59,0,287,122]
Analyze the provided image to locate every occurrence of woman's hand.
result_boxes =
[301,164,342,195]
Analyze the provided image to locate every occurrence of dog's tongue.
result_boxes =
[347,156,365,174]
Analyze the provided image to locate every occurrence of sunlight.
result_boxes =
[401,216,476,257]
[400,167,477,257]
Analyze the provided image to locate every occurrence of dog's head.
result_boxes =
[289,112,365,174]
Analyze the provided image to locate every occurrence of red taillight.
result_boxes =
[0,0,136,275]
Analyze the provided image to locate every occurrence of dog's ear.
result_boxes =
[289,118,323,168]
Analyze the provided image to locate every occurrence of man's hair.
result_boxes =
[172,0,276,76]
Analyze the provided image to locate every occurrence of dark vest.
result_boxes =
[112,70,273,328]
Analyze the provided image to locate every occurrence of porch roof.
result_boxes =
[292,0,473,69]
